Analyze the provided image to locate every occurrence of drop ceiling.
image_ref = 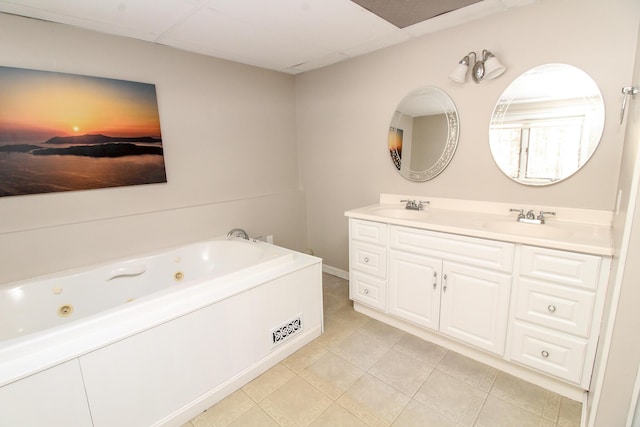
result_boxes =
[0,0,536,74]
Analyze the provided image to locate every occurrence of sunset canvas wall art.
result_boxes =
[0,66,166,197]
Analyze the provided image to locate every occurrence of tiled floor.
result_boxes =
[183,273,582,427]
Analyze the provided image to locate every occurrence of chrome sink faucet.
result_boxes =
[401,199,429,210]
[509,208,556,224]
[227,228,249,240]
[509,208,525,220]
[537,211,556,223]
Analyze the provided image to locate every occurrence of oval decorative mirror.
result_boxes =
[489,64,605,185]
[388,86,459,181]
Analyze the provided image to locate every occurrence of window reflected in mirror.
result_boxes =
[489,64,604,185]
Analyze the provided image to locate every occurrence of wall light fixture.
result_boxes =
[449,50,506,83]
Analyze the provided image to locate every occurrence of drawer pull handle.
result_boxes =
[547,305,556,313]
[364,257,369,263]
[433,272,437,289]
[541,350,550,358]
[443,274,448,292]
[364,288,369,295]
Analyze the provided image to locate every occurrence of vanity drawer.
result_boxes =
[389,225,514,272]
[520,246,601,290]
[514,278,596,338]
[350,219,387,245]
[350,270,386,310]
[510,321,587,384]
[350,241,387,278]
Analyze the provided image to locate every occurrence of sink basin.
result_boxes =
[368,206,430,220]
[481,220,572,238]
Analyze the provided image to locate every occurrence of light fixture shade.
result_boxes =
[483,55,506,80]
[449,63,469,83]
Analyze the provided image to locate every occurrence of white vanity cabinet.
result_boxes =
[347,215,611,395]
[346,196,613,399]
[388,225,514,355]
[509,245,609,387]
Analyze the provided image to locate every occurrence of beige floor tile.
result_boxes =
[227,406,279,427]
[393,334,447,367]
[358,318,406,347]
[542,392,562,421]
[391,399,462,427]
[475,395,547,427]
[322,274,349,296]
[330,305,371,329]
[436,351,497,392]
[558,397,582,427]
[299,351,364,399]
[414,370,487,426]
[282,340,328,373]
[338,373,411,426]
[331,331,391,370]
[309,403,369,427]
[491,372,561,420]
[368,348,432,396]
[259,376,332,427]
[323,293,352,315]
[241,363,296,402]
[313,316,358,348]
[190,390,255,427]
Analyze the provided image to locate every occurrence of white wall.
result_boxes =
[0,14,306,284]
[589,17,640,426]
[296,0,640,272]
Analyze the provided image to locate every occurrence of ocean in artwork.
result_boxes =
[0,66,167,197]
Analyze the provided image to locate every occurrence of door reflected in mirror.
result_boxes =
[489,64,604,185]
[388,86,459,181]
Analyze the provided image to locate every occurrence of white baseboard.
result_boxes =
[322,264,348,280]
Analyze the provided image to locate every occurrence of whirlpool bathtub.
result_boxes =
[0,237,323,427]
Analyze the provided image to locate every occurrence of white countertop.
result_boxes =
[345,195,613,256]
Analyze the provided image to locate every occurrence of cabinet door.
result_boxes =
[388,250,441,331]
[439,262,511,355]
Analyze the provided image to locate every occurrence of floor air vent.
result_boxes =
[272,315,303,346]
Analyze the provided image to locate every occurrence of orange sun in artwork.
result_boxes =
[73,125,80,132]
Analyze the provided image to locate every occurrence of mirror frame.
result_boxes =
[389,86,459,182]
[489,63,605,186]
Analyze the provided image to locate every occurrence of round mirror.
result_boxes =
[388,86,459,181]
[489,64,604,185]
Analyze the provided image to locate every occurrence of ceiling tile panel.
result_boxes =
[159,6,333,71]
[0,0,538,73]
[0,0,207,40]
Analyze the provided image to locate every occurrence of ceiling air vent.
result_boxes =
[350,0,482,28]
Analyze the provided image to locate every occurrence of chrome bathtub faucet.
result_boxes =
[227,228,249,240]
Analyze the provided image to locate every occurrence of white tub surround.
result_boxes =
[0,238,323,427]
[345,194,612,401]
